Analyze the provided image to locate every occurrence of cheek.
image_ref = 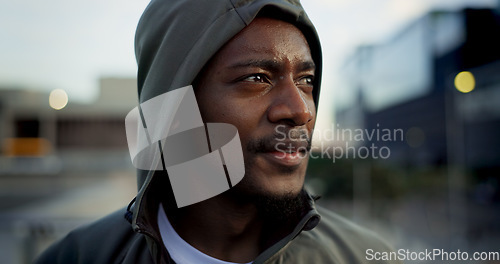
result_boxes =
[196,91,226,122]
[220,104,262,141]
[305,103,317,138]
[198,97,259,138]
[200,100,236,123]
[306,98,316,122]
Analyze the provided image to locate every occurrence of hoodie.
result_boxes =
[35,0,401,263]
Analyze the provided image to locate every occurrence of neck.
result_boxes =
[167,194,264,263]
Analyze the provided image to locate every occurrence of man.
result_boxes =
[36,0,399,263]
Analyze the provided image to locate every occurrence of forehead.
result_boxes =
[211,17,313,67]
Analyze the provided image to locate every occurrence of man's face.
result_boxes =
[195,17,316,199]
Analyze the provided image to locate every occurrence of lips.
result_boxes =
[265,151,305,165]
[261,140,309,167]
[246,132,312,169]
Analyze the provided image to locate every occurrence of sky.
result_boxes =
[0,0,497,129]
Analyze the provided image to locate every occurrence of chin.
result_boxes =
[232,170,304,199]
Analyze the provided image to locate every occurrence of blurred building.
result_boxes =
[0,77,139,263]
[337,8,500,171]
[0,77,138,175]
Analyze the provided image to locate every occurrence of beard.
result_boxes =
[225,173,307,223]
[253,188,307,223]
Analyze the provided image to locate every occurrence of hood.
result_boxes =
[131,0,322,228]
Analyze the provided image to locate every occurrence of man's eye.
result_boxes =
[242,74,269,83]
[297,76,314,86]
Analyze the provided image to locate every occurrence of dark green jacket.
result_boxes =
[35,194,399,264]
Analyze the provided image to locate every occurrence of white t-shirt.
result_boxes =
[157,204,253,264]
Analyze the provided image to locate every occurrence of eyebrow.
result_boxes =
[228,59,316,72]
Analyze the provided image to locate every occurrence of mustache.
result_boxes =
[247,129,312,153]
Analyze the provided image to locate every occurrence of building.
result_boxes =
[337,8,500,170]
[0,77,138,174]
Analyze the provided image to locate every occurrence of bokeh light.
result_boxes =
[49,89,68,110]
[454,71,475,93]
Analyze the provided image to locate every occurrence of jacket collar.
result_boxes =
[125,188,321,263]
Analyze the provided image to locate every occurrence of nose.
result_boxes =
[267,77,314,126]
